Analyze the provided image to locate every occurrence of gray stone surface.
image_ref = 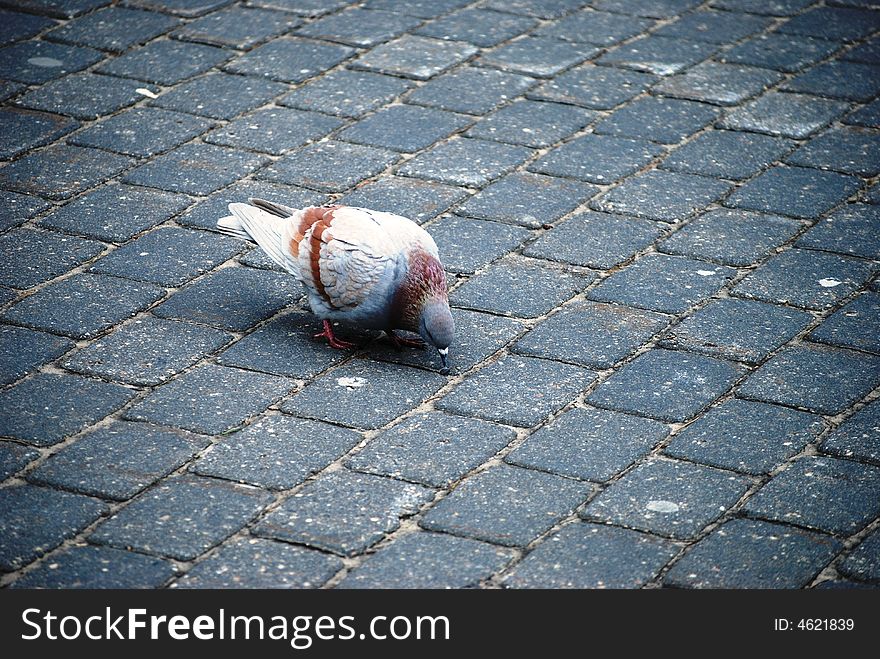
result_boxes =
[595,96,720,145]
[598,35,718,75]
[420,464,592,546]
[661,130,795,181]
[97,39,230,84]
[821,401,880,466]
[348,411,515,487]
[720,91,849,139]
[224,36,353,83]
[797,204,880,260]
[0,441,38,481]
[338,104,470,153]
[192,414,360,490]
[406,66,536,115]
[254,469,433,556]
[654,62,782,106]
[528,64,657,110]
[581,458,752,539]
[351,34,476,80]
[0,324,73,386]
[838,529,880,584]
[152,71,289,120]
[809,292,880,354]
[205,106,342,155]
[529,133,664,185]
[428,215,532,274]
[0,227,104,290]
[398,137,532,187]
[477,36,595,78]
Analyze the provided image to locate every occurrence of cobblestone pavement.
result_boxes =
[0,0,879,590]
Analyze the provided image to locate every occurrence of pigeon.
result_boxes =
[217,200,455,375]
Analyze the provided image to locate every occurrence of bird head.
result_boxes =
[418,298,455,375]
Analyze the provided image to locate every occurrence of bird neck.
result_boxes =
[392,249,448,332]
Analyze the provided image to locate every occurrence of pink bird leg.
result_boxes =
[314,320,356,350]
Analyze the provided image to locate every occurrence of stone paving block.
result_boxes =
[587,347,743,422]
[91,474,273,560]
[719,91,849,139]
[658,208,802,266]
[123,142,269,196]
[664,518,841,588]
[172,6,299,48]
[594,97,720,145]
[173,537,342,589]
[451,256,594,319]
[216,310,347,379]
[339,531,514,589]
[654,62,783,106]
[786,126,880,177]
[125,0,233,17]
[369,308,523,375]
[528,64,657,110]
[0,440,39,481]
[192,414,360,490]
[512,301,668,369]
[40,183,191,242]
[593,170,732,223]
[126,363,292,434]
[809,292,880,354]
[0,228,104,290]
[69,107,215,158]
[805,202,880,258]
[814,579,877,590]
[535,8,653,46]
[16,71,144,120]
[205,106,342,156]
[0,10,54,46]
[529,134,664,185]
[177,179,328,232]
[708,0,819,16]
[0,288,15,307]
[654,9,771,43]
[30,420,209,500]
[257,140,398,192]
[838,529,880,583]
[503,522,679,588]
[246,0,345,16]
[0,324,73,386]
[597,35,718,76]
[0,40,103,84]
[152,72,288,120]
[664,398,823,475]
[339,177,466,224]
[525,211,662,269]
[3,273,165,339]
[352,35,476,81]
[738,344,880,415]
[0,107,78,158]
[427,216,531,274]
[481,0,588,18]
[405,66,536,115]
[10,545,176,589]
[843,36,880,64]
[280,69,412,119]
[360,0,469,18]
[338,104,471,153]
[592,0,702,18]
[347,411,515,488]
[417,7,536,47]
[254,469,433,556]
[782,60,880,103]
[397,137,532,188]
[0,81,24,103]
[0,372,134,446]
[845,98,880,129]
[296,8,421,47]
[466,100,595,148]
[0,144,134,201]
[478,36,595,79]
[0,190,51,232]
[225,37,354,84]
[777,5,880,41]
[436,353,595,428]
[744,456,880,535]
[719,33,843,73]
[457,171,597,228]
[821,401,880,465]
[582,457,752,539]
[661,130,795,181]
[1,0,112,17]
[726,166,861,220]
[97,39,229,85]
[507,406,669,482]
[420,464,592,547]
[281,359,446,430]
[46,6,180,52]
[588,253,735,314]
[62,315,232,385]
[661,297,812,365]
[731,248,876,310]
[0,484,107,571]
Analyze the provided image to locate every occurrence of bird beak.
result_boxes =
[438,347,450,375]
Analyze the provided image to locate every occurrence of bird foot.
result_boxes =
[385,331,425,350]
[314,320,356,350]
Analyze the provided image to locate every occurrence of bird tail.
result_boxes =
[217,202,297,273]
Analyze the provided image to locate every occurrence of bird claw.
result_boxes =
[386,332,425,350]
[314,320,356,350]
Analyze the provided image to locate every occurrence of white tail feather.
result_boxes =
[223,203,296,273]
